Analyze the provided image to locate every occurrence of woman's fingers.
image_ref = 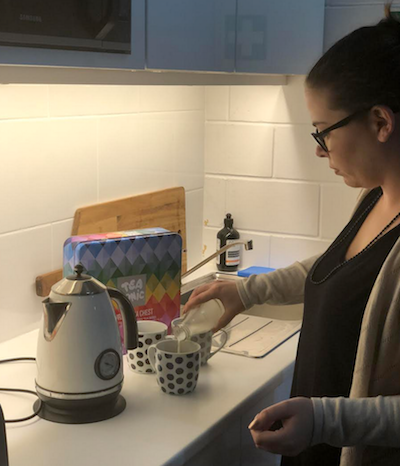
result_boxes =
[249,401,289,430]
[182,284,218,314]
[182,280,245,331]
[248,398,314,457]
[250,429,286,455]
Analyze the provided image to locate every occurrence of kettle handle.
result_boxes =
[107,288,138,351]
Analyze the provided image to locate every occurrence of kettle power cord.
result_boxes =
[0,357,42,423]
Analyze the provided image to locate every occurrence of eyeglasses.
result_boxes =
[311,108,370,153]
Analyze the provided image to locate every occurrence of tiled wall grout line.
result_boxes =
[205,173,326,186]
[46,85,50,118]
[228,86,231,121]
[0,223,54,237]
[207,120,311,127]
[0,110,205,123]
[271,126,276,177]
[96,117,100,202]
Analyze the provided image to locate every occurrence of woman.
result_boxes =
[183,5,400,466]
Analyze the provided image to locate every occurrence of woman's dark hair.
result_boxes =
[306,2,400,113]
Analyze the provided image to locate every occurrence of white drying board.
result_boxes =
[214,315,301,358]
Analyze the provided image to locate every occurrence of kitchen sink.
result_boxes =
[181,272,303,321]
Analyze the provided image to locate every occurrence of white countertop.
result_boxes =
[0,326,298,466]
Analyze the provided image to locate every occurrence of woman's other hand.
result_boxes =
[182,280,245,332]
[248,397,314,457]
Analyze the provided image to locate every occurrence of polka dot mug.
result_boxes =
[127,321,168,374]
[148,339,201,395]
[172,318,228,366]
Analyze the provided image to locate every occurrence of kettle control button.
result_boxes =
[95,349,120,380]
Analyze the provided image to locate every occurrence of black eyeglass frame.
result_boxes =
[311,108,370,153]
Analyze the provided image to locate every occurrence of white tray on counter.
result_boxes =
[214,315,301,358]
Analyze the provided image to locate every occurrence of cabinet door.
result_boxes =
[236,0,324,75]
[0,0,145,70]
[241,374,293,466]
[185,419,241,466]
[146,0,236,72]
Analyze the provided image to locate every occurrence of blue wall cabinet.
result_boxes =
[0,0,145,70]
[236,0,324,74]
[146,0,236,72]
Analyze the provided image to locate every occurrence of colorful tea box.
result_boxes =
[63,229,182,346]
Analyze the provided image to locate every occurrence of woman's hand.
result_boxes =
[248,397,314,457]
[182,280,245,332]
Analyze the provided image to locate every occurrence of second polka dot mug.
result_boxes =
[127,321,168,374]
[172,318,228,365]
[148,339,201,395]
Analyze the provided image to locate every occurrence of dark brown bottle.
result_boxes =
[217,213,240,271]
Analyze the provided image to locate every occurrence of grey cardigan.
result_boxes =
[237,189,400,466]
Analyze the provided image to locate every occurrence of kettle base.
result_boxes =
[33,391,126,424]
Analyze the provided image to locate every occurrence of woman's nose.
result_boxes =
[315,145,328,158]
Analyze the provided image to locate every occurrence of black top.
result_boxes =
[282,187,400,466]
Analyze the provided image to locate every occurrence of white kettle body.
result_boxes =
[35,264,138,424]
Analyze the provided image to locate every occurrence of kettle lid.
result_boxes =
[52,264,107,296]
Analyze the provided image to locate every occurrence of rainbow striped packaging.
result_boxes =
[63,229,182,351]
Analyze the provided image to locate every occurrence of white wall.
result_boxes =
[0,85,205,343]
[203,76,361,271]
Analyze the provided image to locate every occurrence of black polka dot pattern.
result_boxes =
[127,328,167,374]
[188,330,221,366]
[153,346,201,395]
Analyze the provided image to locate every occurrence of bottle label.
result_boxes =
[225,239,240,266]
[217,239,241,266]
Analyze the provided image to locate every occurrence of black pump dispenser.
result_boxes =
[224,213,233,228]
[217,213,240,271]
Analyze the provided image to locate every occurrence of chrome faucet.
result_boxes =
[182,240,253,280]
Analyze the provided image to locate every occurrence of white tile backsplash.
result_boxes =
[186,189,204,269]
[270,236,330,269]
[49,85,142,116]
[140,86,204,112]
[174,112,205,192]
[0,118,98,234]
[98,114,176,201]
[0,226,52,342]
[273,125,338,182]
[205,123,273,177]
[226,179,320,236]
[51,219,74,269]
[321,185,362,239]
[205,87,229,121]
[203,176,227,228]
[230,76,309,124]
[230,85,284,123]
[0,85,48,120]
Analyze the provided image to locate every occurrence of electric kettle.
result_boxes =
[34,264,138,424]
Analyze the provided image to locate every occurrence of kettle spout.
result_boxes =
[42,298,71,342]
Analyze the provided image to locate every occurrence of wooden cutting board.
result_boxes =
[35,187,187,297]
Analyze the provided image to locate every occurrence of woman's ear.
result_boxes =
[371,105,396,143]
